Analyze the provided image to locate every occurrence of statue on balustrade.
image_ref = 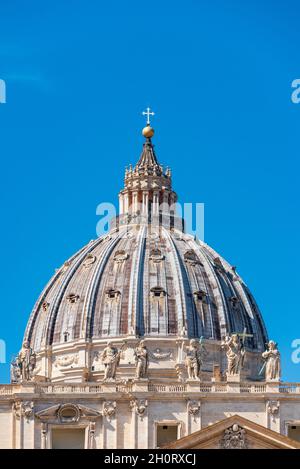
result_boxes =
[134,340,149,379]
[221,334,245,376]
[262,340,281,381]
[11,341,36,382]
[185,338,207,380]
[101,341,122,381]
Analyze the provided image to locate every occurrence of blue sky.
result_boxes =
[0,0,299,382]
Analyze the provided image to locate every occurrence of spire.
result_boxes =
[136,107,162,175]
[117,109,178,225]
[136,138,162,175]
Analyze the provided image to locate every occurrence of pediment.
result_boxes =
[35,403,101,423]
[163,415,300,450]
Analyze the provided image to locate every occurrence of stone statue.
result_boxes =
[185,339,207,380]
[262,340,281,381]
[134,340,148,379]
[101,342,122,381]
[10,358,21,383]
[15,341,36,382]
[221,334,245,376]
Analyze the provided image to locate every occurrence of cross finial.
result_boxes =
[142,107,155,125]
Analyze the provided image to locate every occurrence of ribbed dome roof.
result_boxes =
[25,225,267,352]
[24,130,268,355]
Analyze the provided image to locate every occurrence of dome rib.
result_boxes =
[84,233,123,340]
[128,225,147,336]
[45,238,104,346]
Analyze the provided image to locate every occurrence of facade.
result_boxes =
[0,121,300,449]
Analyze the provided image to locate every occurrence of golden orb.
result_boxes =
[142,125,154,138]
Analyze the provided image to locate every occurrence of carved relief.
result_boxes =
[103,401,116,420]
[130,398,148,418]
[267,400,280,421]
[36,403,101,425]
[57,404,80,423]
[175,363,185,382]
[220,424,247,449]
[53,353,79,368]
[149,348,173,360]
[187,400,201,421]
[13,401,34,421]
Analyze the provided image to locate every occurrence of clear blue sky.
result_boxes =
[0,0,299,383]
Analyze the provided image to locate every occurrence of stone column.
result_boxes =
[13,400,34,449]
[41,423,47,449]
[124,193,129,214]
[88,421,96,449]
[119,194,124,215]
[162,191,169,211]
[142,191,149,215]
[152,191,159,215]
[132,191,138,214]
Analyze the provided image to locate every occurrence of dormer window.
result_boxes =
[214,257,224,270]
[83,253,96,267]
[42,301,49,312]
[193,290,207,302]
[114,250,129,263]
[150,248,165,263]
[63,331,70,342]
[229,296,240,309]
[150,287,166,298]
[105,289,121,300]
[184,250,201,265]
[66,293,80,304]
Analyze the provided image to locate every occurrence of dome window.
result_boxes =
[184,250,201,265]
[42,301,49,312]
[150,287,166,298]
[214,257,224,270]
[229,296,240,309]
[63,331,70,342]
[105,289,121,300]
[114,250,129,263]
[150,248,165,263]
[66,293,80,304]
[83,254,96,267]
[193,290,207,302]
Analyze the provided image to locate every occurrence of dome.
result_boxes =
[22,128,268,383]
[25,227,267,351]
